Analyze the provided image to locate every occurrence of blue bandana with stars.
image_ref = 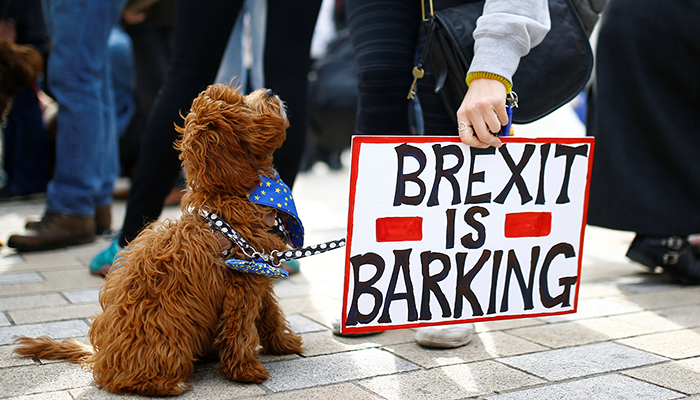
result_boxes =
[247,172,304,248]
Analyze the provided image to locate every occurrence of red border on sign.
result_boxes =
[342,136,595,335]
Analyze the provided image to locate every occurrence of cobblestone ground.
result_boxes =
[1,107,699,399]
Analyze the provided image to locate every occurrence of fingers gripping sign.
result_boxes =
[457,78,514,149]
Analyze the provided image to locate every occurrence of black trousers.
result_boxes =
[119,0,322,247]
[586,0,700,235]
[344,0,463,136]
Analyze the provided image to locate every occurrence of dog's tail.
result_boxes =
[13,336,94,364]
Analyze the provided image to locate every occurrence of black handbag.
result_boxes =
[412,0,594,124]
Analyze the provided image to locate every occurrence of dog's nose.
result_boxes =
[265,89,274,98]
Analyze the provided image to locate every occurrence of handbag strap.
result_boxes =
[408,0,437,99]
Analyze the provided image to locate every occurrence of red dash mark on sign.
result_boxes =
[505,212,552,238]
[376,217,423,242]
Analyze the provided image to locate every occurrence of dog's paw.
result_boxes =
[104,379,191,396]
[262,332,303,355]
[219,360,269,383]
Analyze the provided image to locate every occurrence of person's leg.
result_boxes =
[344,0,421,137]
[264,0,322,188]
[588,0,700,284]
[8,0,123,251]
[338,0,474,348]
[44,0,121,217]
[120,24,173,177]
[118,0,244,248]
[93,25,122,229]
[413,0,464,136]
[0,87,50,197]
[109,26,135,139]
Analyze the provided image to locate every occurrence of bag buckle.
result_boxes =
[662,251,680,265]
[662,236,684,250]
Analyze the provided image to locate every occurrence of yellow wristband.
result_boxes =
[466,72,512,94]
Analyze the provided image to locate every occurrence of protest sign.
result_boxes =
[341,136,595,334]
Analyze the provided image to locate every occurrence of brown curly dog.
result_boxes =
[13,84,304,395]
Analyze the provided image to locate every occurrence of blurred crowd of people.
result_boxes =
[1,0,698,290]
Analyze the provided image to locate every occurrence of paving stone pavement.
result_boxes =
[1,111,699,399]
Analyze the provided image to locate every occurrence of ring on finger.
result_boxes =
[458,121,471,132]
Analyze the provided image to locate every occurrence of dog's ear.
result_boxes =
[176,84,287,196]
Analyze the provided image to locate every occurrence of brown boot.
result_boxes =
[25,212,58,231]
[26,206,111,235]
[95,205,112,235]
[9,213,95,252]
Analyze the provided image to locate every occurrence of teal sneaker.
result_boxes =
[281,259,300,276]
[90,239,123,277]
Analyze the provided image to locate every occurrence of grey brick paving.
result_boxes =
[622,358,700,395]
[498,341,668,381]
[259,383,383,400]
[263,348,420,392]
[617,329,700,359]
[537,297,644,323]
[4,392,74,400]
[0,362,94,398]
[0,272,43,285]
[62,288,100,304]
[2,144,700,398]
[9,304,101,325]
[285,314,327,334]
[0,344,35,368]
[386,330,547,369]
[0,320,89,345]
[0,294,68,311]
[358,360,544,400]
[485,374,683,400]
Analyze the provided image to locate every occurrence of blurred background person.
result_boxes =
[8,0,126,251]
[0,0,51,200]
[90,0,322,275]
[586,0,700,285]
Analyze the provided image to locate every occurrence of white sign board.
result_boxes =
[341,136,595,334]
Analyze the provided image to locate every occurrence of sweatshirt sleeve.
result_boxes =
[467,0,551,86]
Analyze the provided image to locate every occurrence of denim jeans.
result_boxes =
[109,26,135,138]
[43,0,125,217]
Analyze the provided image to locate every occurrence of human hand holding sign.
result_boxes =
[456,78,510,149]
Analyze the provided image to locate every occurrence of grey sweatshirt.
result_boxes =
[468,0,551,85]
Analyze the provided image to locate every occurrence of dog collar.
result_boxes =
[201,210,290,278]
[199,172,345,279]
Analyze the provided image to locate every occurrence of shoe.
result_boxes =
[281,259,301,276]
[626,234,700,285]
[25,211,58,231]
[331,316,383,337]
[415,324,475,348]
[8,213,95,252]
[94,206,112,235]
[89,239,123,277]
[27,206,111,235]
